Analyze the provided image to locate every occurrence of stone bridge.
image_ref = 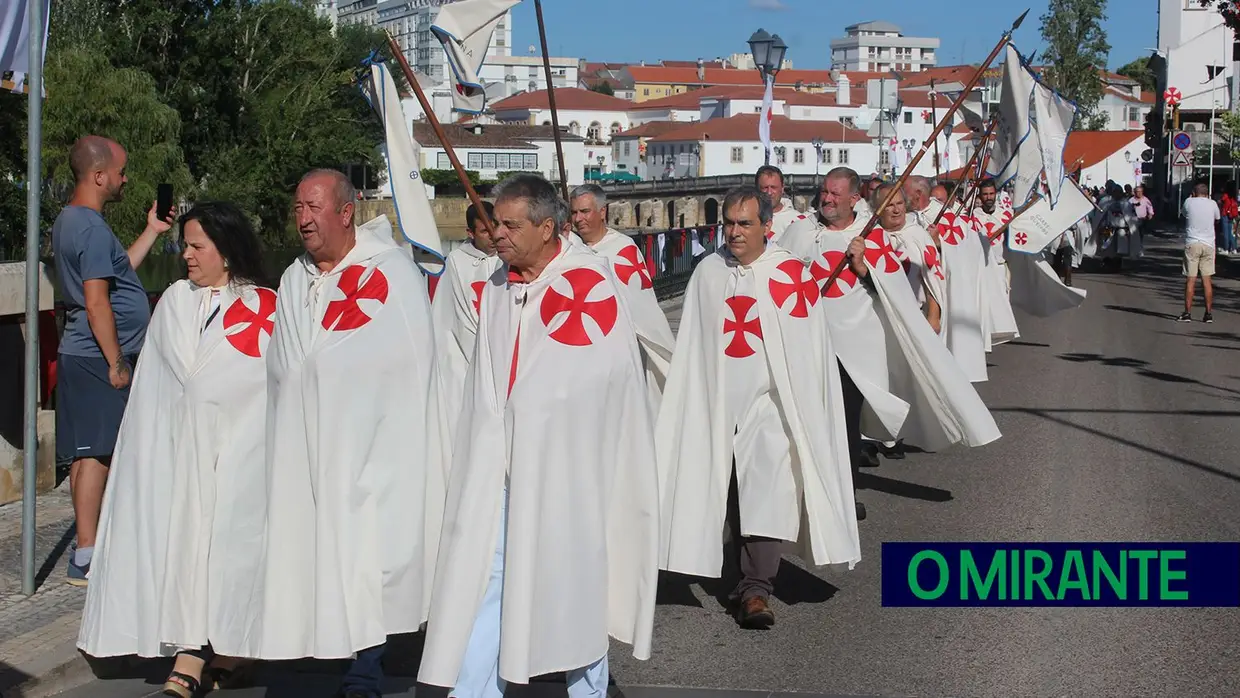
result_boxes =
[598,174,826,231]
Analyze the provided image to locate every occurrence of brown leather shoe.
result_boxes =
[737,596,775,629]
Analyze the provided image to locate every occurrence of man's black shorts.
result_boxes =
[55,353,136,465]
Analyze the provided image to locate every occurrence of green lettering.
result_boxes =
[1159,550,1188,601]
[1010,548,1020,600]
[1129,550,1158,600]
[1092,550,1126,599]
[1023,550,1054,600]
[908,551,949,600]
[1056,550,1090,600]
[961,550,1005,600]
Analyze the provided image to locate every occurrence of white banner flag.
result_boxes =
[362,62,446,275]
[430,0,521,114]
[1006,178,1094,254]
[1032,80,1077,207]
[987,44,1036,188]
[0,0,50,85]
[758,75,774,158]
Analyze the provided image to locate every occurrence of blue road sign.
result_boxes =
[1173,133,1192,150]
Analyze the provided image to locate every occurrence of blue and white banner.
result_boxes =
[430,0,521,114]
[0,0,50,89]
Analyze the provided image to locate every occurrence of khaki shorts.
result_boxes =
[1184,242,1216,277]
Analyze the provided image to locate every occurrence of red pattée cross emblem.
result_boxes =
[768,259,818,318]
[809,250,858,299]
[539,267,618,346]
[222,288,276,358]
[923,246,945,281]
[722,295,763,358]
[613,245,653,290]
[323,265,389,332]
[937,212,965,246]
[470,280,485,314]
[1013,232,1028,247]
[864,228,902,274]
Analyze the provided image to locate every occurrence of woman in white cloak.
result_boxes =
[77,202,273,698]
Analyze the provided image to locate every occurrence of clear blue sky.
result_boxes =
[510,0,1160,71]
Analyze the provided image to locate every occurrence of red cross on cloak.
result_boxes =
[722,295,763,358]
[223,288,277,358]
[809,250,858,299]
[1013,232,1028,247]
[470,280,486,314]
[768,259,818,318]
[937,212,965,246]
[539,268,618,346]
[923,245,945,280]
[613,245,653,290]
[323,265,389,331]
[863,227,902,274]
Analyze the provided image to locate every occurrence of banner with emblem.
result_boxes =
[430,0,521,114]
[1031,79,1077,208]
[362,61,446,276]
[1006,178,1094,255]
[987,44,1036,192]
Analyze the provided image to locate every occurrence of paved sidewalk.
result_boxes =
[0,483,95,698]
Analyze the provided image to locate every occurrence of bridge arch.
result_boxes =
[704,198,719,225]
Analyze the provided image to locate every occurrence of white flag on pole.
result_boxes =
[1006,177,1094,254]
[1031,80,1077,207]
[362,61,446,276]
[758,75,774,158]
[0,0,50,87]
[987,44,1036,189]
[430,0,521,115]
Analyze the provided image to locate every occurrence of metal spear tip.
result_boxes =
[1011,9,1030,32]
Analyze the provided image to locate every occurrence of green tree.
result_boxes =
[1116,56,1156,94]
[0,91,30,259]
[1040,0,1111,130]
[40,46,194,245]
[588,81,616,96]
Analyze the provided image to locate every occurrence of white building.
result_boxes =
[642,114,878,180]
[491,88,632,140]
[830,21,939,73]
[412,122,586,186]
[481,55,581,102]
[1158,0,1233,114]
[1063,130,1146,190]
[611,122,692,179]
[376,0,513,87]
[338,0,379,27]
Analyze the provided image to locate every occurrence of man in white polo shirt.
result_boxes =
[1180,182,1219,323]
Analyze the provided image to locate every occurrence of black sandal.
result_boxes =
[162,670,202,698]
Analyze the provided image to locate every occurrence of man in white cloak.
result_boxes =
[570,184,675,409]
[931,200,990,382]
[905,175,944,233]
[418,174,660,698]
[971,179,1020,349]
[757,165,807,244]
[432,201,502,444]
[258,169,446,698]
[658,186,859,630]
[783,168,999,475]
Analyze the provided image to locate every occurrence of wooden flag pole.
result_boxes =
[931,116,999,231]
[534,0,570,201]
[930,78,941,179]
[385,31,494,233]
[819,9,1028,292]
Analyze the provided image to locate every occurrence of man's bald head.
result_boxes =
[69,136,121,183]
[904,175,931,211]
[930,183,949,204]
[295,168,358,268]
[299,168,357,214]
[68,136,128,204]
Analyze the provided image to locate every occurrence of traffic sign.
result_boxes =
[1173,132,1192,150]
[1165,87,1183,106]
[1172,149,1193,167]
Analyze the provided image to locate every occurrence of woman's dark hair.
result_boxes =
[178,201,269,288]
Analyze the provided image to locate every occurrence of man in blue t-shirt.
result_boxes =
[52,135,171,585]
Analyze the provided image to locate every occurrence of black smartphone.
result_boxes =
[157,183,173,222]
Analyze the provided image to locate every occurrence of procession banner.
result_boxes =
[1031,79,1078,208]
[430,0,521,114]
[1006,177,1094,254]
[987,44,1035,191]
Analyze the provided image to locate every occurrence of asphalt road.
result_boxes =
[49,235,1240,698]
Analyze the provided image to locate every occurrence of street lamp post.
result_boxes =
[812,137,824,185]
[749,28,788,166]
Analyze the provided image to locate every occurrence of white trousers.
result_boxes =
[450,488,609,698]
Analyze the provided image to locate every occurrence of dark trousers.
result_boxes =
[837,360,865,489]
[726,467,784,602]
[341,643,386,696]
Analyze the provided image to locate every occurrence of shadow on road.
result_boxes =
[992,407,1240,484]
[856,473,953,503]
[1055,352,1240,399]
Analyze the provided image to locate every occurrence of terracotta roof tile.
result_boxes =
[411,123,584,150]
[491,87,633,112]
[1062,130,1144,170]
[612,121,692,138]
[646,113,871,144]
[631,84,862,111]
[624,65,834,88]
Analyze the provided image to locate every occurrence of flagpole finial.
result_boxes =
[1009,9,1030,35]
